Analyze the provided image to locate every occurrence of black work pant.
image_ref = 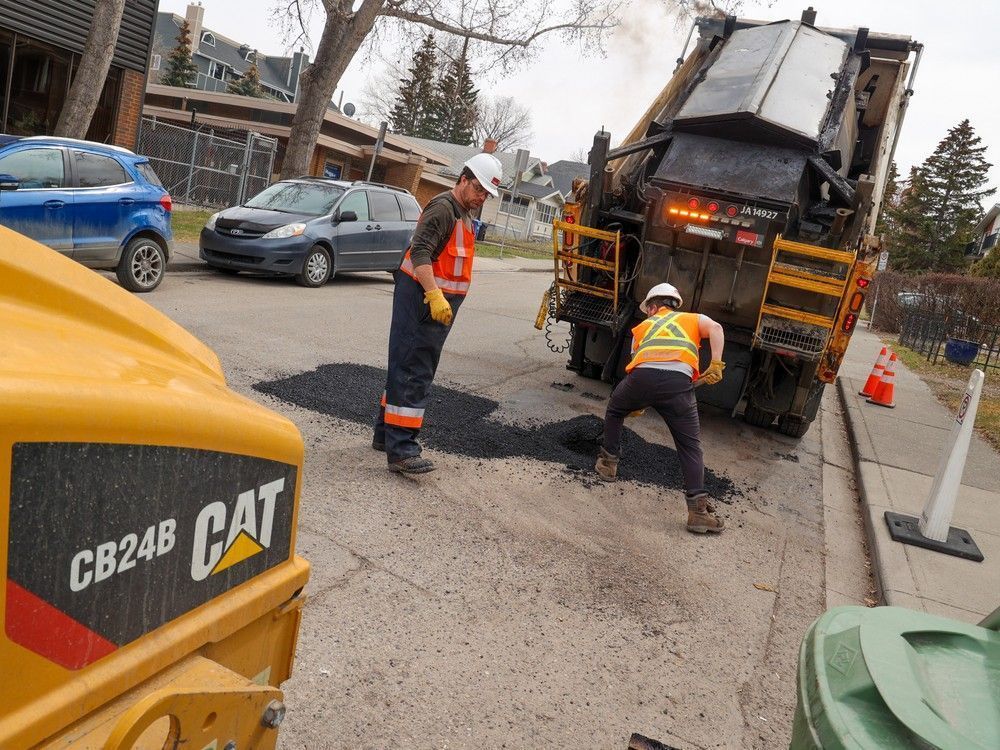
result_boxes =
[374,271,464,462]
[603,368,705,494]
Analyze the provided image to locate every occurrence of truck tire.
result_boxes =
[777,414,812,438]
[743,403,775,428]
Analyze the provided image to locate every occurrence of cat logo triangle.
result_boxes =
[210,530,265,576]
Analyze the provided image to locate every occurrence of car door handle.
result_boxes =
[44,200,65,209]
[118,197,135,205]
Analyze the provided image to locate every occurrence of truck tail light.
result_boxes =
[842,313,858,333]
[687,198,700,209]
[857,277,871,288]
[160,194,173,212]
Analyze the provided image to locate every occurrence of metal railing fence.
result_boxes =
[136,116,277,209]
[900,309,1000,372]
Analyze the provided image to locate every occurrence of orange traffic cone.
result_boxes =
[867,353,897,408]
[860,347,890,397]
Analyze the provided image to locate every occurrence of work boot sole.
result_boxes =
[686,524,724,534]
[388,458,435,474]
[372,440,385,452]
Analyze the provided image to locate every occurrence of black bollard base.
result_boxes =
[884,511,984,562]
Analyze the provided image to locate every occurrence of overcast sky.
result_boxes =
[160,0,999,202]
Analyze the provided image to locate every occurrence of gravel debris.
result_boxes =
[255,362,742,501]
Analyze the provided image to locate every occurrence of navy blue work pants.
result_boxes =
[374,271,464,462]
[602,368,705,494]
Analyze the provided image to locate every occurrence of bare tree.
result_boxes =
[474,96,533,151]
[275,0,620,179]
[55,0,127,138]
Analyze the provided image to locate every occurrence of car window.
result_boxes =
[136,161,164,187]
[244,181,345,215]
[74,151,129,188]
[397,195,420,222]
[0,148,65,189]
[369,190,401,222]
[338,190,370,221]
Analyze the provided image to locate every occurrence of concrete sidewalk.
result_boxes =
[166,241,553,274]
[837,325,998,624]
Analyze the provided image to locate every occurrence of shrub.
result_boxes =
[870,271,1000,334]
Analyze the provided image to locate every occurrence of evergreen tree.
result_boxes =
[875,160,898,237]
[390,35,438,138]
[884,120,995,272]
[228,59,266,98]
[970,249,1000,279]
[160,19,199,88]
[428,42,478,145]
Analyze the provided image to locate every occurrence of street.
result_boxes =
[145,266,859,749]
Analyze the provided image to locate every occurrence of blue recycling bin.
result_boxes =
[944,337,979,366]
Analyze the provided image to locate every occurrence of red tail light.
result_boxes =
[687,197,700,209]
[857,277,871,288]
[707,201,720,213]
[160,194,172,212]
[726,205,738,217]
[842,313,858,333]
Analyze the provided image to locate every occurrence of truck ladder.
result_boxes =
[550,220,625,330]
[755,236,856,358]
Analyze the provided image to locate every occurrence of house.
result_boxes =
[0,1,157,147]
[969,203,1000,259]
[142,85,456,202]
[150,3,309,103]
[399,137,589,241]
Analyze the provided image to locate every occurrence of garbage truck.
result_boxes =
[0,225,309,748]
[542,8,921,437]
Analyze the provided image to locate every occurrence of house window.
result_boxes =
[209,61,225,80]
[150,54,160,71]
[535,203,558,225]
[499,194,528,218]
[201,33,216,47]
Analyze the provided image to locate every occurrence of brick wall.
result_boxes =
[112,69,146,150]
[415,181,445,207]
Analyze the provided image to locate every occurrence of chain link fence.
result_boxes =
[136,117,278,209]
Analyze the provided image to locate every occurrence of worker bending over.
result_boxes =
[373,153,503,474]
[595,282,727,533]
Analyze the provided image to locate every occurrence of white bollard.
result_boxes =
[918,369,985,542]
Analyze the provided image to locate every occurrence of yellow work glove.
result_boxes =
[628,409,646,418]
[700,360,725,385]
[424,288,453,326]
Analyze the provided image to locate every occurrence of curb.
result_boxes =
[836,378,920,608]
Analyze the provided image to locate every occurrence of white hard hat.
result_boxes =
[463,153,503,197]
[641,282,683,314]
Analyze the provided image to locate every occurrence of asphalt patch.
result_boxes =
[255,363,741,501]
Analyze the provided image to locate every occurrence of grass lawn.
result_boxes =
[476,240,553,260]
[888,337,1000,452]
[171,208,215,244]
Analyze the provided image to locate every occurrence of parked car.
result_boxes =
[0,136,172,292]
[199,178,421,287]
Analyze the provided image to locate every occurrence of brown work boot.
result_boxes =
[595,447,619,481]
[686,492,724,534]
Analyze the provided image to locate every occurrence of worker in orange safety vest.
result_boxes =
[373,153,503,473]
[595,282,728,533]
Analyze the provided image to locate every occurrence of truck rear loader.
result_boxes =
[544,8,921,437]
[1,225,309,748]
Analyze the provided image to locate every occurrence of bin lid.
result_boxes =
[859,607,1000,749]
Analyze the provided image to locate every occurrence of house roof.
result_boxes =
[512,182,562,200]
[974,203,1000,236]
[399,136,545,191]
[156,12,302,96]
[546,160,590,198]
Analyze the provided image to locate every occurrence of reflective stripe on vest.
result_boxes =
[399,212,475,296]
[380,392,425,429]
[625,308,701,376]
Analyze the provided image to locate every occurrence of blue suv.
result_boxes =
[0,136,172,292]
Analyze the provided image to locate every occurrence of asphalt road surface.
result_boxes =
[146,266,834,749]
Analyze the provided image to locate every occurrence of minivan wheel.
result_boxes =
[296,245,332,287]
[117,236,166,292]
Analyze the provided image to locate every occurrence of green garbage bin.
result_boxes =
[791,605,1000,749]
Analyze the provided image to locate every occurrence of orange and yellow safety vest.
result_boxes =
[399,216,475,296]
[626,307,702,377]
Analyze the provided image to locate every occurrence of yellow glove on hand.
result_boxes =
[628,409,646,418]
[424,288,453,326]
[700,360,725,385]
